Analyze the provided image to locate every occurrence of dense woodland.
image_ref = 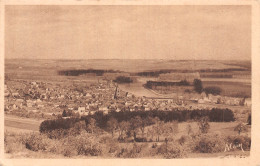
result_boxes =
[40,108,235,136]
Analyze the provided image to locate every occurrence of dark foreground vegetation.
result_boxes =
[5,114,250,158]
[5,108,251,158]
[40,109,235,135]
[5,130,250,158]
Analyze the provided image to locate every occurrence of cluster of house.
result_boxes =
[4,78,251,118]
[189,92,251,107]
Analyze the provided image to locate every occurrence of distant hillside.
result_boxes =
[5,59,251,80]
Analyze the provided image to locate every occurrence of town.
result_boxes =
[4,75,251,121]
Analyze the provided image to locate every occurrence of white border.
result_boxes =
[0,1,260,166]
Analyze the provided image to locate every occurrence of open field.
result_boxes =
[201,78,251,84]
[5,59,250,75]
[5,59,250,72]
[5,59,251,98]
[203,81,251,98]
[5,115,43,132]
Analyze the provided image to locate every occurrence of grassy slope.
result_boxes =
[5,121,251,158]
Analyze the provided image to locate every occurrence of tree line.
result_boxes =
[136,68,248,77]
[40,108,235,135]
[193,79,221,95]
[58,69,122,76]
[145,80,190,88]
[113,76,133,84]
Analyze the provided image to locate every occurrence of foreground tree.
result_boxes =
[129,116,142,141]
[198,117,210,134]
[162,121,179,138]
[153,117,164,142]
[118,121,130,139]
[107,117,118,137]
[140,116,156,139]
[193,79,203,94]
[86,118,96,134]
[234,123,248,135]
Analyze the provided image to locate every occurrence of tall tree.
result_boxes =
[130,116,142,141]
[140,116,155,139]
[198,117,210,134]
[193,79,203,93]
[86,118,96,134]
[153,117,164,142]
[118,121,130,139]
[107,117,118,137]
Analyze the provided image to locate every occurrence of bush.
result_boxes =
[234,123,248,135]
[70,134,103,156]
[45,129,69,139]
[204,86,222,95]
[177,135,194,153]
[61,145,78,157]
[225,135,251,151]
[194,133,225,153]
[157,142,186,158]
[45,121,86,139]
[126,143,143,158]
[116,148,129,158]
[39,118,81,133]
[178,135,190,145]
[24,133,50,152]
[209,108,235,122]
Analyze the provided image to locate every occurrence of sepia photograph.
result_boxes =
[2,3,257,162]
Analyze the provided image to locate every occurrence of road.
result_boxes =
[5,115,43,132]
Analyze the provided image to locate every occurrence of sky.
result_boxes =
[5,5,251,60]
